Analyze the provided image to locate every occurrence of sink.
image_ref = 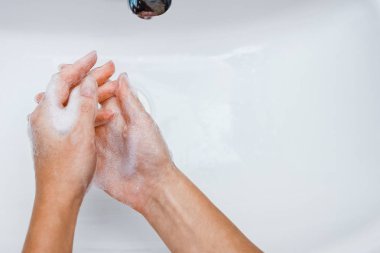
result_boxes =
[0,0,379,252]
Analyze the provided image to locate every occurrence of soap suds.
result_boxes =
[45,74,80,134]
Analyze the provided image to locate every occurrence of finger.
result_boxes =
[91,61,115,86]
[61,51,98,86]
[95,109,114,127]
[35,80,117,105]
[116,73,146,119]
[98,80,118,103]
[61,61,114,85]
[67,75,98,125]
[43,60,113,105]
[79,75,98,123]
[35,92,45,103]
[46,51,97,106]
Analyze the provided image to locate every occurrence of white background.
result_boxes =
[0,0,379,252]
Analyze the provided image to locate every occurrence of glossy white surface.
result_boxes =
[0,0,379,252]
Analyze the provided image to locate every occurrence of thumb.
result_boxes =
[117,73,146,121]
[77,75,98,124]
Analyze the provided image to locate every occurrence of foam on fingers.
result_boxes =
[45,86,80,134]
[43,75,97,134]
[80,75,97,99]
[44,51,98,107]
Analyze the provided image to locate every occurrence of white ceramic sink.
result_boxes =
[0,0,379,252]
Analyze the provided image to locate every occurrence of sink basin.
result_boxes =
[0,0,379,252]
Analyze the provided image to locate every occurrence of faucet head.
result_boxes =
[129,0,172,19]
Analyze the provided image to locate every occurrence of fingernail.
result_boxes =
[122,72,128,78]
[80,50,97,62]
[88,50,97,57]
[99,60,113,67]
[119,72,129,84]
[105,60,115,72]
[81,76,97,97]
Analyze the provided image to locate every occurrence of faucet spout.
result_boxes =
[129,0,172,19]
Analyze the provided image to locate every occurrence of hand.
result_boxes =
[94,74,262,253]
[29,51,116,203]
[27,53,260,253]
[95,74,174,211]
[24,52,118,253]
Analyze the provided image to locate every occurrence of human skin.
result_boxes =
[95,74,263,253]
[28,56,262,253]
[23,51,117,253]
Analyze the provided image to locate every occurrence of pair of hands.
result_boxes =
[29,51,172,212]
[25,51,262,253]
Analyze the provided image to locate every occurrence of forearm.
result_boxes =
[22,193,82,253]
[141,165,262,253]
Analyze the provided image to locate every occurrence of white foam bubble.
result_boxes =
[45,75,80,134]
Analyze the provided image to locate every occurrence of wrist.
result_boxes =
[34,191,83,214]
[138,163,183,217]
[35,184,84,212]
[23,188,82,253]
[34,169,89,207]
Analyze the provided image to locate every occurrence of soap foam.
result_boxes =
[45,74,80,134]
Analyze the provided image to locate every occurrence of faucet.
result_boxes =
[129,0,172,19]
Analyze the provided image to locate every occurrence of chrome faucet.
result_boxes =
[129,0,172,19]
